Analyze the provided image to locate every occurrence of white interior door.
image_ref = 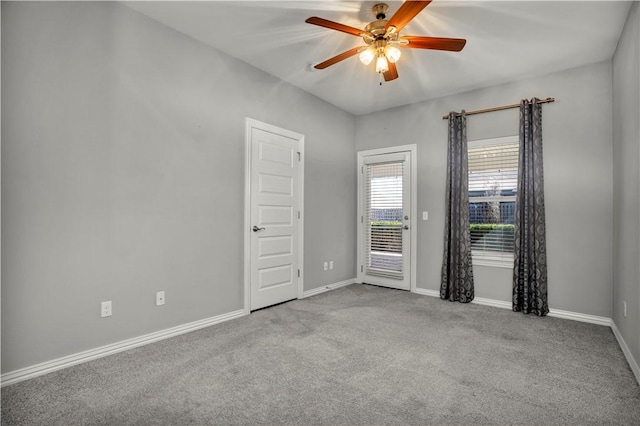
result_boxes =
[358,147,416,291]
[245,120,303,311]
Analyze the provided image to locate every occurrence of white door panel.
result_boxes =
[258,236,293,259]
[246,122,303,311]
[258,205,293,226]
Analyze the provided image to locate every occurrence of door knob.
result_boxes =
[403,225,409,230]
[252,226,266,232]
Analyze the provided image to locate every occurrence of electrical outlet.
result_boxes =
[423,211,429,220]
[156,291,165,306]
[623,301,627,317]
[329,261,334,270]
[101,301,112,318]
[323,261,328,271]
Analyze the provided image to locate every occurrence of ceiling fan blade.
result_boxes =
[314,47,362,70]
[402,36,467,52]
[385,1,432,33]
[384,62,399,81]
[306,17,370,38]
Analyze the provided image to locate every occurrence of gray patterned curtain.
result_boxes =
[513,98,549,316]
[441,111,474,303]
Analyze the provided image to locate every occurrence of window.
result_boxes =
[468,136,519,267]
[365,160,404,278]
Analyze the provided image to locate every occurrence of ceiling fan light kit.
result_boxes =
[376,55,389,74]
[384,45,402,63]
[359,47,375,65]
[305,1,466,83]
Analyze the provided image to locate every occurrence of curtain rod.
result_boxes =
[441,97,555,120]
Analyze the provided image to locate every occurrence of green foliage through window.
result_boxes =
[371,221,402,227]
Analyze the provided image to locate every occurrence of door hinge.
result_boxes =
[298,269,301,278]
[297,152,301,161]
[361,166,364,174]
[361,265,363,272]
[298,211,301,219]
[361,216,363,223]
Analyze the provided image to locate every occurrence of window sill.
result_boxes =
[472,254,513,269]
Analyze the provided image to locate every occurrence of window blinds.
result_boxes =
[468,139,519,258]
[365,161,404,279]
[468,142,518,195]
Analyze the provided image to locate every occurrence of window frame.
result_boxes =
[468,135,519,269]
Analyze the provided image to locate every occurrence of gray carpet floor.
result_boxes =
[2,283,640,425]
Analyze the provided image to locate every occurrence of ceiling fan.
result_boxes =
[305,1,466,83]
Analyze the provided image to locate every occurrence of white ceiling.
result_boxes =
[124,1,632,116]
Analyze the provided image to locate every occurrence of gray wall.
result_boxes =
[613,1,640,368]
[355,61,614,317]
[2,0,631,377]
[1,1,356,373]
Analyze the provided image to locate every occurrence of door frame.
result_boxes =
[243,118,304,314]
[357,144,417,292]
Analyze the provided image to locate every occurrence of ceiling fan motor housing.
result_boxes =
[364,20,388,39]
[372,3,389,20]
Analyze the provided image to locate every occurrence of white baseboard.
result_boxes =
[1,309,247,387]
[414,288,513,311]
[301,278,355,299]
[472,296,512,310]
[547,308,611,326]
[413,287,612,326]
[413,288,439,298]
[611,321,640,385]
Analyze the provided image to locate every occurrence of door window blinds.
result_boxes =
[365,161,404,279]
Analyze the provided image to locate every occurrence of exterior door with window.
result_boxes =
[357,148,414,291]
